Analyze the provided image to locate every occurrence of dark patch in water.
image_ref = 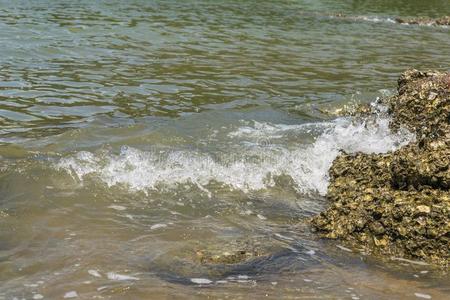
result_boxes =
[146,239,351,286]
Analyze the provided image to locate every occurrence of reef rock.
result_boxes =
[311,70,450,267]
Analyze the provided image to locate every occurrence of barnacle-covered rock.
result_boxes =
[390,140,450,191]
[385,69,450,139]
[311,69,450,267]
[395,16,450,26]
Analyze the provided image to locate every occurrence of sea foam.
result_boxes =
[57,115,413,196]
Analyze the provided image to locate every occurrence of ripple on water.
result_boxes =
[0,0,450,299]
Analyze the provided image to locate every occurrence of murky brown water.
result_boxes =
[1,0,450,299]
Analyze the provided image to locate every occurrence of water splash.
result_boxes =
[57,115,413,196]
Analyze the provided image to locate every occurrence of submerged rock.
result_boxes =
[148,236,290,283]
[193,237,272,265]
[311,70,450,267]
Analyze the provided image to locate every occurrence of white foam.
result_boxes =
[228,121,330,139]
[150,223,167,230]
[256,214,267,220]
[106,272,139,281]
[328,14,397,25]
[108,205,126,211]
[275,233,294,241]
[63,291,78,299]
[359,16,396,24]
[57,114,413,196]
[190,278,212,284]
[414,293,432,299]
[87,269,102,278]
[391,257,429,266]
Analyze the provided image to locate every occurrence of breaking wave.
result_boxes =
[57,114,413,196]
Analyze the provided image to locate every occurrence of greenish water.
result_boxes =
[0,0,449,299]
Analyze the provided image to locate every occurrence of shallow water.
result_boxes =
[1,0,450,299]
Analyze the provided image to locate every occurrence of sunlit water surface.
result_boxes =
[1,0,450,299]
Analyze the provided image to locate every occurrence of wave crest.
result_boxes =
[57,115,413,196]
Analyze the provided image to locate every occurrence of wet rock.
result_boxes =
[395,16,450,26]
[385,69,450,139]
[311,69,450,267]
[390,140,450,191]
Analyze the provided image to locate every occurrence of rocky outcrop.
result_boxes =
[311,70,450,267]
[395,16,450,26]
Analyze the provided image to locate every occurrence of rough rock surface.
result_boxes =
[311,70,450,267]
